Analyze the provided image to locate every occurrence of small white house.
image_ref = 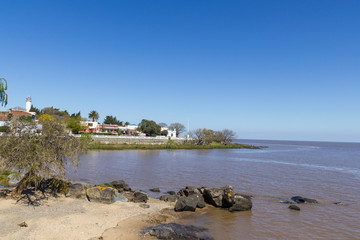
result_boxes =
[161,127,177,138]
[85,121,100,130]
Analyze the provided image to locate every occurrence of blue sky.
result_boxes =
[1,0,359,142]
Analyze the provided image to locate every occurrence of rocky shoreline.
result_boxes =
[0,178,322,240]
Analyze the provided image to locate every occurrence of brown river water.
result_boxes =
[68,140,360,239]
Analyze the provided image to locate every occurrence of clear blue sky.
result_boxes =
[1,0,359,142]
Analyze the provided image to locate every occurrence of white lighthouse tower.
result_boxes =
[26,96,32,112]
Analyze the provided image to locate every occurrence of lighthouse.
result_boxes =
[26,96,32,112]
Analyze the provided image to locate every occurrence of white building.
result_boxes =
[161,127,177,138]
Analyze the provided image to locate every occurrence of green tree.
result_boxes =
[66,115,86,134]
[103,115,122,125]
[0,120,88,195]
[169,123,186,137]
[88,110,99,122]
[30,106,41,116]
[124,122,130,126]
[0,78,8,107]
[138,119,161,136]
[190,128,236,145]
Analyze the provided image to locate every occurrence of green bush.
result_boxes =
[0,125,10,133]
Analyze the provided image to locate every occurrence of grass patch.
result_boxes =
[88,143,260,151]
[0,170,16,186]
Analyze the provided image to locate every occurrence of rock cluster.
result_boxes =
[65,180,149,204]
[173,186,252,213]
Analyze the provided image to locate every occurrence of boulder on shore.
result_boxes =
[110,180,131,192]
[134,191,149,203]
[228,194,252,212]
[175,194,205,212]
[177,186,201,197]
[86,186,116,204]
[202,186,233,208]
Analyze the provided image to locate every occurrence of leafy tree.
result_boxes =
[190,128,236,145]
[103,115,122,125]
[38,114,57,122]
[161,129,168,136]
[30,106,41,116]
[88,110,99,122]
[169,123,186,137]
[124,122,130,126]
[66,115,86,134]
[0,78,8,107]
[138,119,161,136]
[70,111,81,118]
[217,129,236,144]
[0,120,88,195]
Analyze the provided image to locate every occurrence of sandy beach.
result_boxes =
[0,194,176,240]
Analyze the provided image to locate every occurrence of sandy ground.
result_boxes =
[0,194,176,240]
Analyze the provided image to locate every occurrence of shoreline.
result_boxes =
[88,143,260,151]
[0,192,179,240]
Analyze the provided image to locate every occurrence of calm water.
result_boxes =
[68,140,360,239]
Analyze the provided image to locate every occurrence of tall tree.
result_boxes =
[0,78,8,107]
[138,119,161,136]
[66,115,86,134]
[169,123,186,137]
[88,110,99,122]
[0,120,88,195]
[103,115,122,125]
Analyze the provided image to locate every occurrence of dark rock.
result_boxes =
[203,186,233,207]
[139,203,150,208]
[86,186,117,204]
[65,182,91,199]
[175,196,197,212]
[333,201,350,206]
[160,194,177,202]
[289,205,301,211]
[175,194,205,212]
[150,188,161,193]
[144,223,214,240]
[177,186,201,197]
[229,194,252,212]
[196,194,206,208]
[291,196,318,204]
[134,191,149,203]
[165,191,176,195]
[110,180,131,192]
